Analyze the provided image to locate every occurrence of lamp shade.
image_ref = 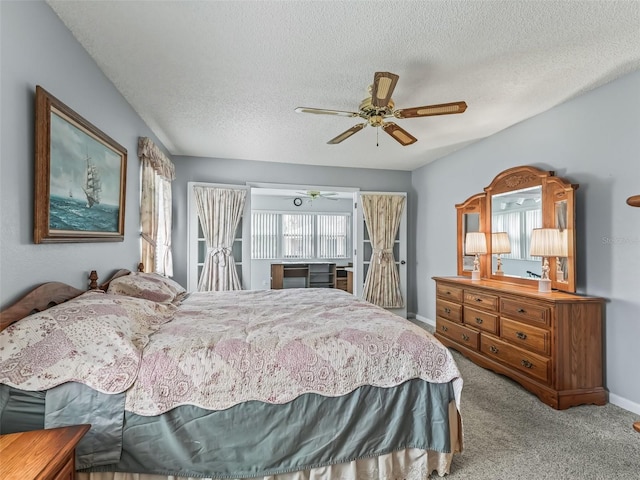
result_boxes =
[492,232,511,255]
[529,228,564,257]
[465,232,487,255]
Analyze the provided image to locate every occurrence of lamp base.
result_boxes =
[494,270,504,276]
[538,278,552,293]
[471,270,481,281]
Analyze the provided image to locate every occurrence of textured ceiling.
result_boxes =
[47,1,640,171]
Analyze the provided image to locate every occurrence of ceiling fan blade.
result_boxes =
[327,123,366,144]
[371,72,399,108]
[295,107,360,118]
[381,122,418,146]
[394,101,468,119]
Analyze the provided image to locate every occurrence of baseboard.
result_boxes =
[609,393,640,417]
[412,314,435,327]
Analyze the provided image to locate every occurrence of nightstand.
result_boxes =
[0,424,90,480]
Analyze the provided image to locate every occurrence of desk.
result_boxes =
[271,263,336,289]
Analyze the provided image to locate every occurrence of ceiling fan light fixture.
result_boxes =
[369,115,384,127]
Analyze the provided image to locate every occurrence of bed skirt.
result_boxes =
[77,400,461,480]
[77,447,457,480]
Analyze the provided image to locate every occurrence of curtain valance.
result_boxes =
[137,137,175,180]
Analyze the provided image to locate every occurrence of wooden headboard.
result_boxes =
[0,265,143,331]
[0,282,86,331]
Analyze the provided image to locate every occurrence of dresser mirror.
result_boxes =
[456,193,486,277]
[456,165,577,292]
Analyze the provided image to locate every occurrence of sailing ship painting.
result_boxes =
[81,154,102,208]
[46,109,125,235]
[34,86,126,243]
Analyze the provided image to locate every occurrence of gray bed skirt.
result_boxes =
[1,378,455,478]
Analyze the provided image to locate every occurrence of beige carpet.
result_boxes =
[435,346,640,479]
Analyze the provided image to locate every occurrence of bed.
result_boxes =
[0,270,463,479]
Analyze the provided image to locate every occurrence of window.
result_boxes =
[139,137,175,277]
[252,212,351,260]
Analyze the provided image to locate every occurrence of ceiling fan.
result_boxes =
[285,190,339,203]
[295,71,467,146]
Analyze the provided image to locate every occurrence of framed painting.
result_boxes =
[34,86,127,243]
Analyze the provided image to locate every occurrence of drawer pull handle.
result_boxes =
[475,317,483,324]
[516,331,528,340]
[517,308,526,313]
[475,298,483,302]
[490,345,499,354]
[444,307,451,314]
[521,359,533,369]
[462,334,470,341]
[445,291,451,295]
[441,325,448,332]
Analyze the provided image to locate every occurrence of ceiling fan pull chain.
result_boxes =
[376,126,379,147]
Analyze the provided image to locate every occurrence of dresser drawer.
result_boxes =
[464,290,499,312]
[500,317,550,355]
[481,335,550,384]
[501,298,550,326]
[437,317,479,350]
[464,306,498,334]
[436,284,463,302]
[436,299,462,323]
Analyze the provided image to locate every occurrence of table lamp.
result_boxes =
[529,228,563,292]
[465,232,487,281]
[492,232,511,275]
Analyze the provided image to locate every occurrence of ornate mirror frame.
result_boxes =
[456,165,578,292]
[456,193,487,277]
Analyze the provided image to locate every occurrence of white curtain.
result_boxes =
[194,186,246,291]
[138,137,175,276]
[361,194,405,308]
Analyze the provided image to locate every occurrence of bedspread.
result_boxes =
[125,288,461,415]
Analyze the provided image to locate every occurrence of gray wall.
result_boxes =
[411,69,640,413]
[0,1,168,306]
[172,156,412,289]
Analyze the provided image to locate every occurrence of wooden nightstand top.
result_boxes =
[0,425,90,480]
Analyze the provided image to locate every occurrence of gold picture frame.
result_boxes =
[34,86,127,243]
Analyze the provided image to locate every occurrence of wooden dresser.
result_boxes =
[433,276,607,409]
[0,425,90,480]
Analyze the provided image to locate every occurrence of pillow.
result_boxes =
[0,290,175,394]
[107,272,186,304]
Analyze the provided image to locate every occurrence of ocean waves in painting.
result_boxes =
[49,195,119,232]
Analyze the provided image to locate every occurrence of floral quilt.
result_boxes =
[0,290,175,393]
[0,288,462,416]
[126,288,462,415]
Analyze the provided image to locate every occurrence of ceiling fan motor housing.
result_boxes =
[359,97,394,119]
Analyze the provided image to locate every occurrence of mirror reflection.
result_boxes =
[491,186,542,279]
[555,200,569,283]
[462,213,480,271]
